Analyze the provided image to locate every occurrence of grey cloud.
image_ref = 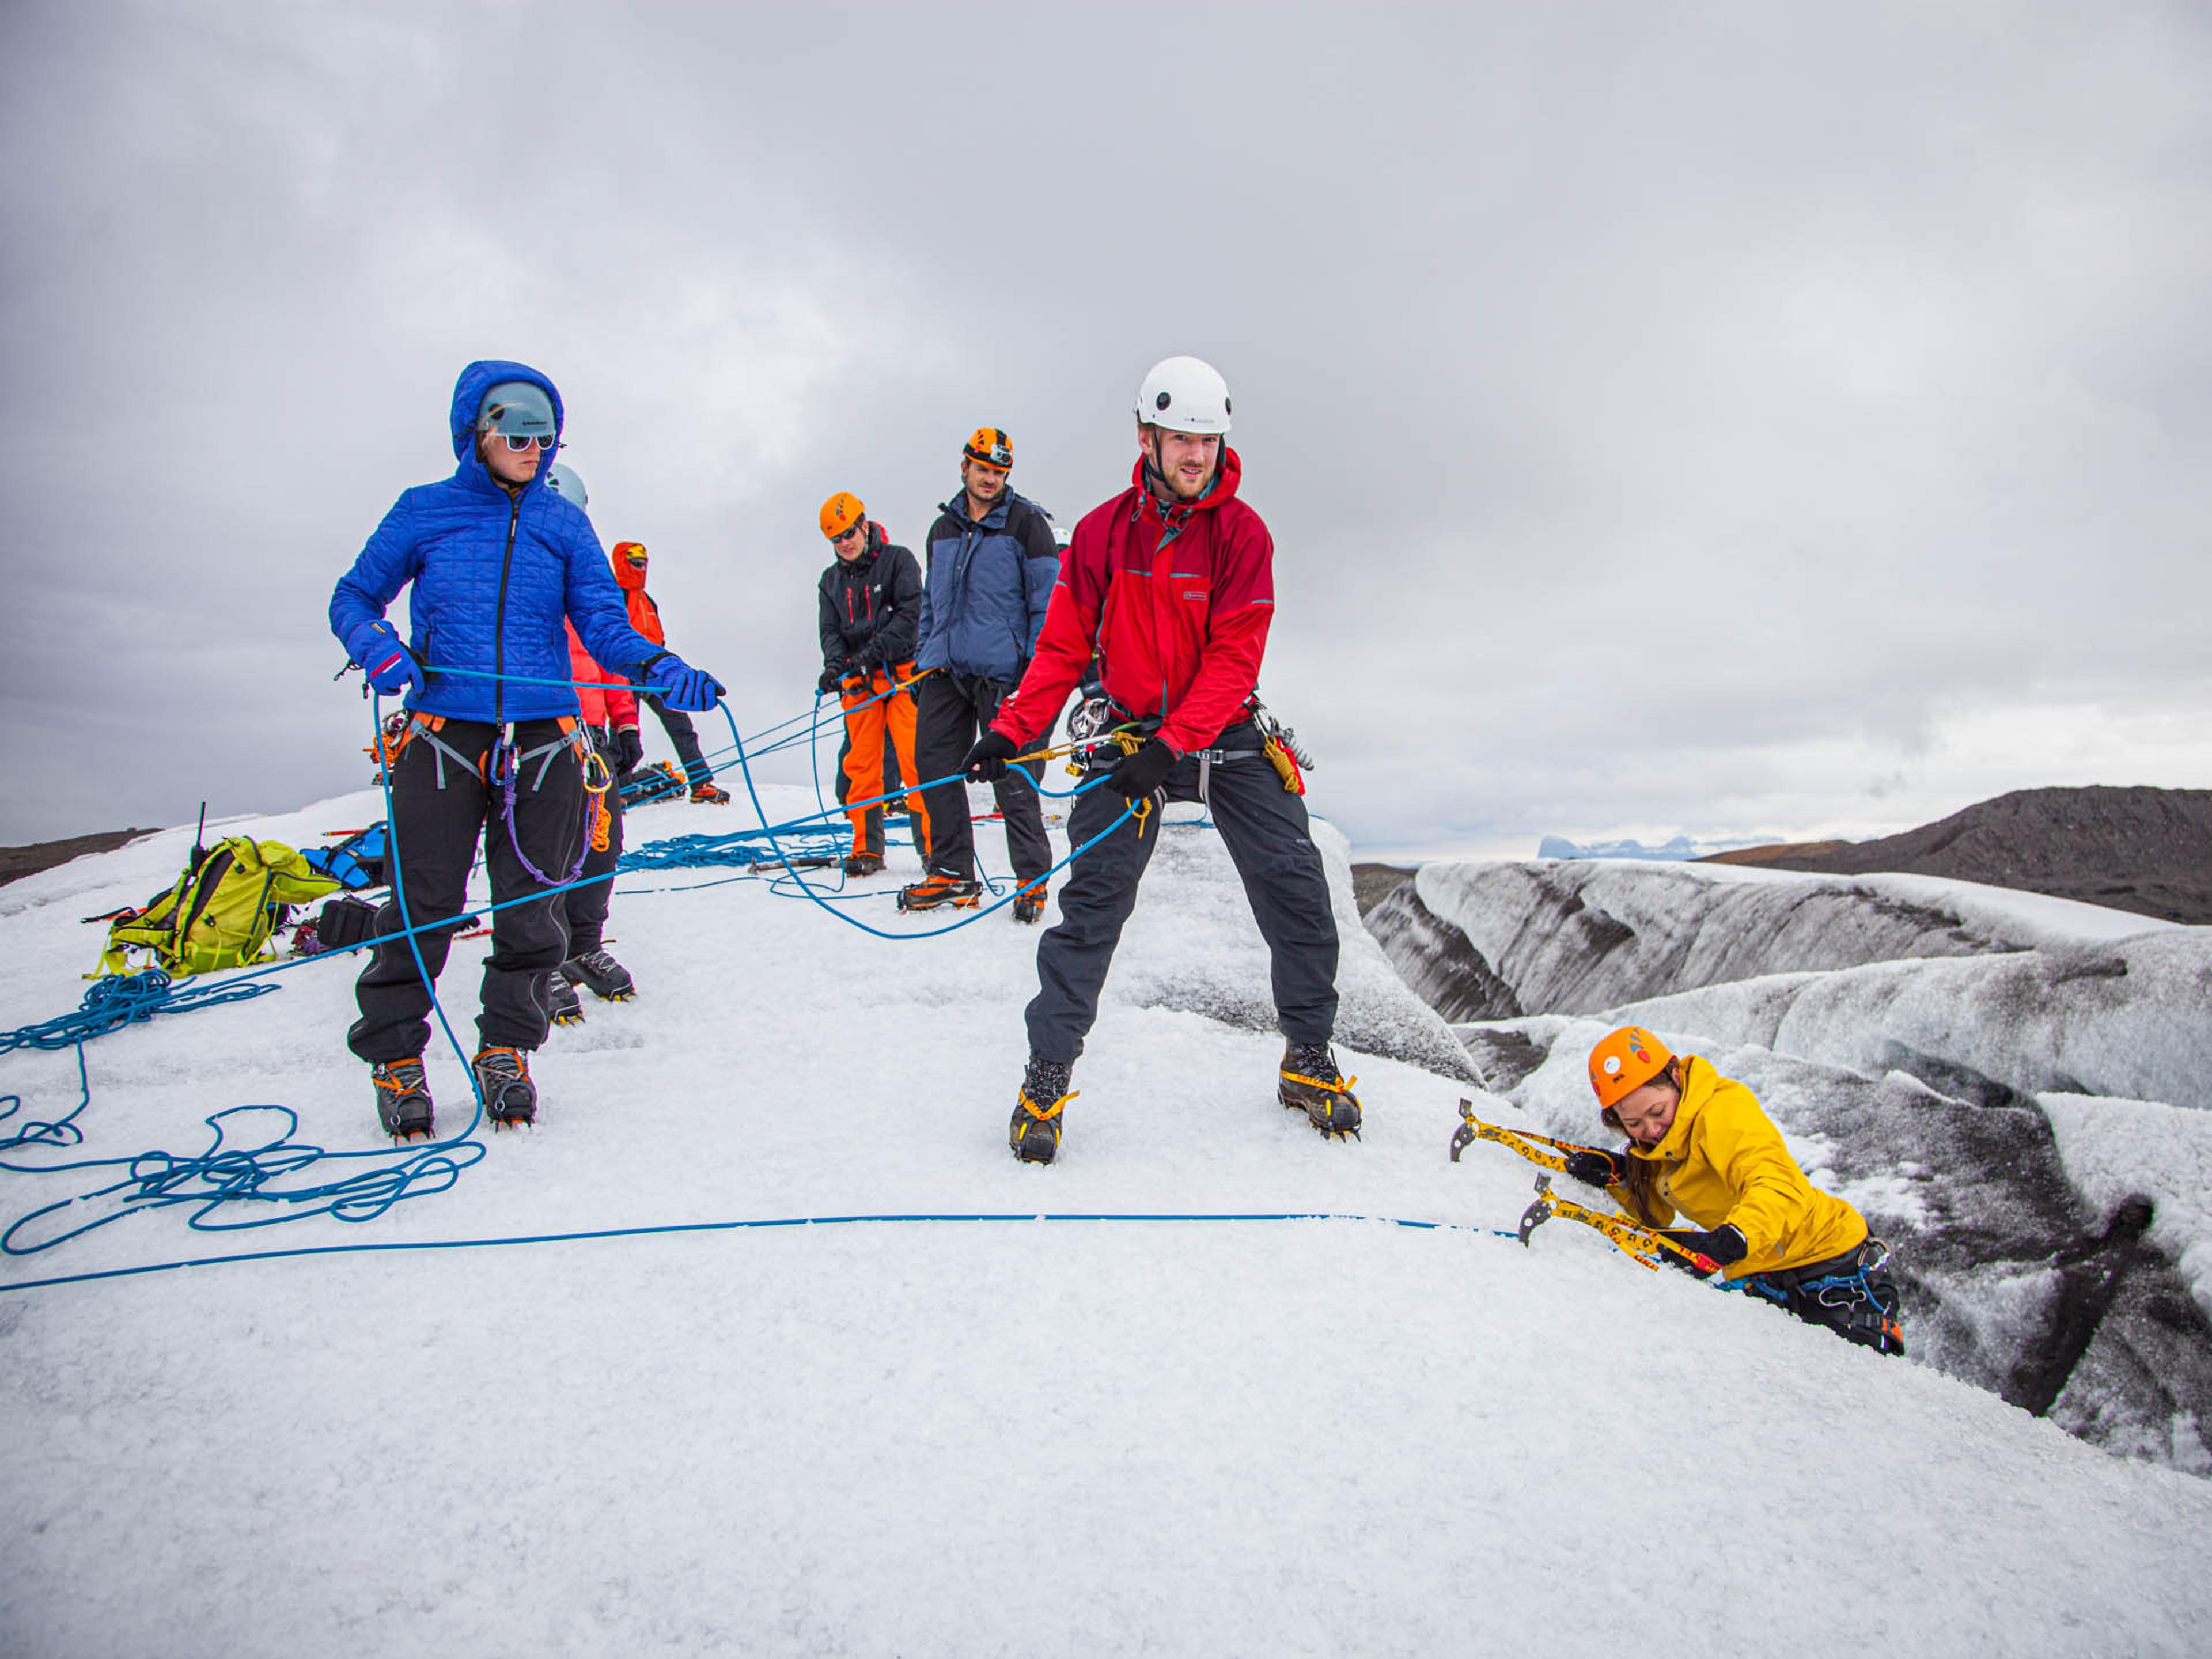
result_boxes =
[2,1,2207,857]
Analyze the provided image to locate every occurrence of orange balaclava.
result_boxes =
[611,541,664,643]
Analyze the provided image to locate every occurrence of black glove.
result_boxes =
[817,665,843,695]
[851,643,878,671]
[1563,1149,1624,1188]
[1661,1225,1748,1274]
[1108,737,1177,803]
[840,657,872,690]
[611,726,645,777]
[964,730,1018,782]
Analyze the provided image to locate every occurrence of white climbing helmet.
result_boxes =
[543,462,588,510]
[1134,355,1232,435]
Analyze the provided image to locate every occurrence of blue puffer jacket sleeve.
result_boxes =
[331,493,425,658]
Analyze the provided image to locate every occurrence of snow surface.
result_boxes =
[4,791,2211,1654]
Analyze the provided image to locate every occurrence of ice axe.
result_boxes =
[1518,1173,1556,1247]
[1450,1100,1601,1171]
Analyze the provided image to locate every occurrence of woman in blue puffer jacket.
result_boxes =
[329,359,721,1138]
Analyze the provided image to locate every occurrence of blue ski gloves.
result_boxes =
[1661,1224,1748,1274]
[638,652,725,713]
[963,730,1018,782]
[1563,1149,1626,1188]
[346,620,423,699]
[1108,737,1177,804]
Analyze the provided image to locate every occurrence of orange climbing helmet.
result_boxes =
[820,491,867,540]
[1589,1025,1673,1111]
[963,426,1013,469]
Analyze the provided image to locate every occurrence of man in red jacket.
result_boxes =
[964,357,1356,1164]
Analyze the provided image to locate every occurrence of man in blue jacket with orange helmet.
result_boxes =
[899,426,1061,920]
[331,359,721,1138]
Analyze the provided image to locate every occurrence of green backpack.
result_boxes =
[95,835,347,978]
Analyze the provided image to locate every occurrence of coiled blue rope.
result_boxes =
[0,969,274,1059]
[0,668,1140,1277]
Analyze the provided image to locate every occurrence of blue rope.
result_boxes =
[714,700,1135,938]
[616,825,850,873]
[0,1210,1524,1295]
[0,668,1143,1277]
[0,969,274,1059]
[0,689,505,1256]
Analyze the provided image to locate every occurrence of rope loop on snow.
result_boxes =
[0,666,1154,1275]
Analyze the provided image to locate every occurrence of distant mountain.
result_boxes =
[1537,832,1768,862]
[1705,786,2212,925]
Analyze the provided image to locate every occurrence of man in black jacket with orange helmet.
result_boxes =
[817,491,930,876]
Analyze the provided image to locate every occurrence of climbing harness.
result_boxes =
[1739,1237,1906,1352]
[491,717,604,888]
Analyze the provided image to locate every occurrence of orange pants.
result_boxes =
[838,666,930,860]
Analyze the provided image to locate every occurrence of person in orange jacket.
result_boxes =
[816,491,931,877]
[1565,1025,1906,1355]
[612,540,729,804]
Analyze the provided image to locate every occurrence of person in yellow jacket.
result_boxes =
[1563,1025,1906,1355]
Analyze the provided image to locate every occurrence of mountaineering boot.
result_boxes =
[371,1057,435,1141]
[897,872,982,912]
[1278,1043,1362,1138]
[690,781,732,805]
[547,967,585,1027]
[843,852,885,877]
[1011,1058,1075,1164]
[473,1047,537,1127]
[1012,880,1048,925]
[565,948,636,1001]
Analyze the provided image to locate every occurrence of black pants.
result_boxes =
[1748,1241,1907,1357]
[1025,722,1340,1064]
[563,729,624,956]
[915,671,1050,885]
[348,718,587,1063]
[645,692,713,785]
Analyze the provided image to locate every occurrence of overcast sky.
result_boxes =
[3,1,2207,856]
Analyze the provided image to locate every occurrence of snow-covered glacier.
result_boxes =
[1370,855,2212,1472]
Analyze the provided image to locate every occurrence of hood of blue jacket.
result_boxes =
[447,359,567,494]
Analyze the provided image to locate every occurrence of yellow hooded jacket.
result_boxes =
[1613,1055,1866,1278]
